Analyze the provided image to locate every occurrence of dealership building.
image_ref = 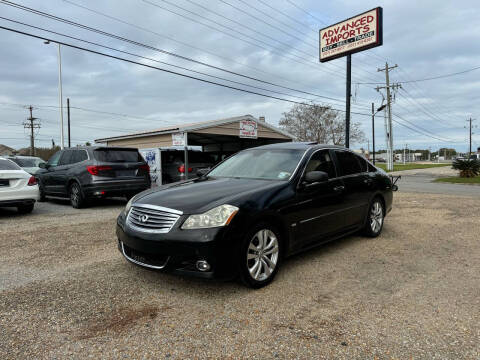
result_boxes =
[95,115,293,152]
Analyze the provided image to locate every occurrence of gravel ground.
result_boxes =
[0,193,479,359]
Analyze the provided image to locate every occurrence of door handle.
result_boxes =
[333,185,345,192]
[363,179,373,185]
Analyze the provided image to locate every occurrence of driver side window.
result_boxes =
[305,150,336,179]
[48,151,62,167]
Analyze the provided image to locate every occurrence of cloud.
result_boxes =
[0,0,478,152]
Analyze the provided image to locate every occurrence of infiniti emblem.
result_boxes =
[140,214,149,223]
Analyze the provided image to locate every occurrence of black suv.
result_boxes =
[36,147,151,208]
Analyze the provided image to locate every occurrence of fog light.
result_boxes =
[196,260,211,272]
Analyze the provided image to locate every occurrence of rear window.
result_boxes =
[11,158,38,167]
[0,159,21,170]
[94,149,142,163]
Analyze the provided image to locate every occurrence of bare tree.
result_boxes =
[279,104,366,146]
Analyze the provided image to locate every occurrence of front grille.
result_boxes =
[126,204,182,233]
[121,242,169,269]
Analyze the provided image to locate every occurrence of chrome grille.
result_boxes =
[127,204,182,233]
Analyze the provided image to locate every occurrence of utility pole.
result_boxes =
[25,106,40,155]
[465,118,476,156]
[377,63,401,171]
[67,98,71,148]
[23,106,41,156]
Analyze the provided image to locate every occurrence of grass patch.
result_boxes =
[433,177,480,184]
[375,163,451,172]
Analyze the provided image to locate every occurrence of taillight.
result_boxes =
[86,165,112,176]
[27,176,37,186]
[139,164,150,172]
[178,164,192,173]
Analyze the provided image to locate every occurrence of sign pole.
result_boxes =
[345,54,351,148]
[184,132,189,180]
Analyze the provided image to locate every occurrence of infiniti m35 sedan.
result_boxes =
[116,143,394,288]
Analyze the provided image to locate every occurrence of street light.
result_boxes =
[371,103,386,165]
[44,40,64,149]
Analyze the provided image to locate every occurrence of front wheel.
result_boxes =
[239,223,282,288]
[363,197,385,237]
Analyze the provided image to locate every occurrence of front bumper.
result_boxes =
[116,213,241,279]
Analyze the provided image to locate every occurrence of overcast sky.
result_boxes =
[1,0,479,152]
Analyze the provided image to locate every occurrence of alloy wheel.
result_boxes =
[247,229,279,281]
[370,201,384,233]
[70,184,80,207]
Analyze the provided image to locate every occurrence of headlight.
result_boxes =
[124,197,134,216]
[181,204,238,229]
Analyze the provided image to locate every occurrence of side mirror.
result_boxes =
[304,171,329,184]
[39,162,47,169]
[196,168,209,178]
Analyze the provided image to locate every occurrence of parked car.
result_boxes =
[36,146,151,208]
[0,158,39,214]
[161,149,216,184]
[469,154,480,161]
[116,143,394,288]
[6,155,45,175]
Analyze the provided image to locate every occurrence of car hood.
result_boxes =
[135,177,287,214]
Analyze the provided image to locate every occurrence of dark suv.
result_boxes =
[36,147,151,208]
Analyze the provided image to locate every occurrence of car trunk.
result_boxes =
[0,170,29,191]
[92,149,148,180]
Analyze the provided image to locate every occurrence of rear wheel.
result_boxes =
[239,223,282,288]
[69,182,87,209]
[17,203,34,214]
[363,197,385,237]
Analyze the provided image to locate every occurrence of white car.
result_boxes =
[0,158,40,214]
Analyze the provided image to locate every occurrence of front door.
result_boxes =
[294,149,346,247]
[42,150,63,194]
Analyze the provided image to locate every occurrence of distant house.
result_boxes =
[0,144,15,156]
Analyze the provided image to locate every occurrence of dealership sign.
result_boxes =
[239,119,257,138]
[319,7,383,62]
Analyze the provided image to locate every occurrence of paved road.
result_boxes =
[397,175,480,196]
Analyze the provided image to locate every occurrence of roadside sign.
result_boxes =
[172,132,185,146]
[239,119,257,138]
[319,7,383,62]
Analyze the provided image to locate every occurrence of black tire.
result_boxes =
[17,203,34,214]
[38,181,46,202]
[69,182,87,209]
[363,197,385,237]
[238,222,283,289]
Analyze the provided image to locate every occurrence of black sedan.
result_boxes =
[116,143,394,288]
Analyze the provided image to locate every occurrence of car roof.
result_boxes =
[251,142,345,151]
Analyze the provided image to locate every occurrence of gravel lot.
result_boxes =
[1,193,479,359]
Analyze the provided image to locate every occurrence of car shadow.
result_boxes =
[45,196,127,208]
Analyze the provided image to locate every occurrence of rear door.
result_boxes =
[92,148,149,182]
[333,150,370,229]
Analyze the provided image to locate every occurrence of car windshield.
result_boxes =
[0,159,21,170]
[208,149,305,180]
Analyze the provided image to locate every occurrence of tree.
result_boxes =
[279,104,366,146]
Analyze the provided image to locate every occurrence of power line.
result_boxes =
[0,0,358,102]
[0,25,377,118]
[356,65,480,85]
[61,0,327,92]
